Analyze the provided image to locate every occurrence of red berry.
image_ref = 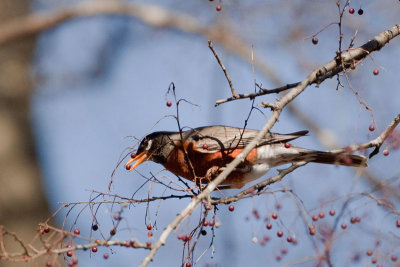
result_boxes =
[185,234,191,241]
[203,221,208,227]
[177,234,183,240]
[147,224,153,230]
[266,223,272,230]
[281,248,287,254]
[309,226,316,235]
[349,8,355,14]
[350,217,356,224]
[110,228,116,235]
[216,5,222,11]
[369,124,375,131]
[284,143,291,148]
[396,219,400,227]
[66,251,73,257]
[46,261,53,267]
[312,37,318,45]
[103,253,109,259]
[202,144,208,150]
[392,255,397,262]
[373,69,379,75]
[130,153,136,158]
[287,236,293,243]
[73,229,80,235]
[147,231,153,237]
[92,246,98,253]
[271,213,278,220]
[341,223,347,229]
[355,217,361,223]
[114,215,121,221]
[329,210,335,216]
[319,212,325,219]
[383,149,389,156]
[276,255,281,261]
[186,262,192,267]
[146,241,151,247]
[125,241,131,247]
[44,227,50,233]
[125,163,131,170]
[252,209,260,219]
[358,8,364,15]
[166,101,172,107]
[92,224,98,231]
[277,231,283,237]
[312,215,318,221]
[208,220,215,227]
[371,257,377,264]
[228,205,234,212]
[366,250,373,256]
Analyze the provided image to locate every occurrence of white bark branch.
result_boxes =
[140,25,400,267]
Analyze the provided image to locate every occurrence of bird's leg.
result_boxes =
[205,166,222,180]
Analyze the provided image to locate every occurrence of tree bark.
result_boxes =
[0,1,49,266]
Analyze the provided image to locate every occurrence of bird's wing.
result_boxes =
[182,126,308,153]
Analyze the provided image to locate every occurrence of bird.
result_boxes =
[126,126,367,189]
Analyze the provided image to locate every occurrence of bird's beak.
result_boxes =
[126,152,148,171]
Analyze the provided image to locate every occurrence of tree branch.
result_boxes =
[208,40,239,99]
[140,23,400,267]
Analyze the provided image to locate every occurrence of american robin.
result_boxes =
[126,126,367,189]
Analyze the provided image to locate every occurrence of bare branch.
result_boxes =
[215,82,300,106]
[139,25,400,266]
[210,162,306,204]
[330,114,400,157]
[217,24,400,107]
[208,40,239,99]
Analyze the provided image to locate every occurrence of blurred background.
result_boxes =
[1,0,399,266]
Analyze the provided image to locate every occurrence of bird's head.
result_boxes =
[126,131,174,171]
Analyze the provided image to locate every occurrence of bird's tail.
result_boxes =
[306,150,367,167]
[269,145,368,167]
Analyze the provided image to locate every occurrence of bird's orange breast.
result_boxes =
[162,141,257,186]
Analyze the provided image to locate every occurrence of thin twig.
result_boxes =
[215,82,300,106]
[208,40,239,99]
